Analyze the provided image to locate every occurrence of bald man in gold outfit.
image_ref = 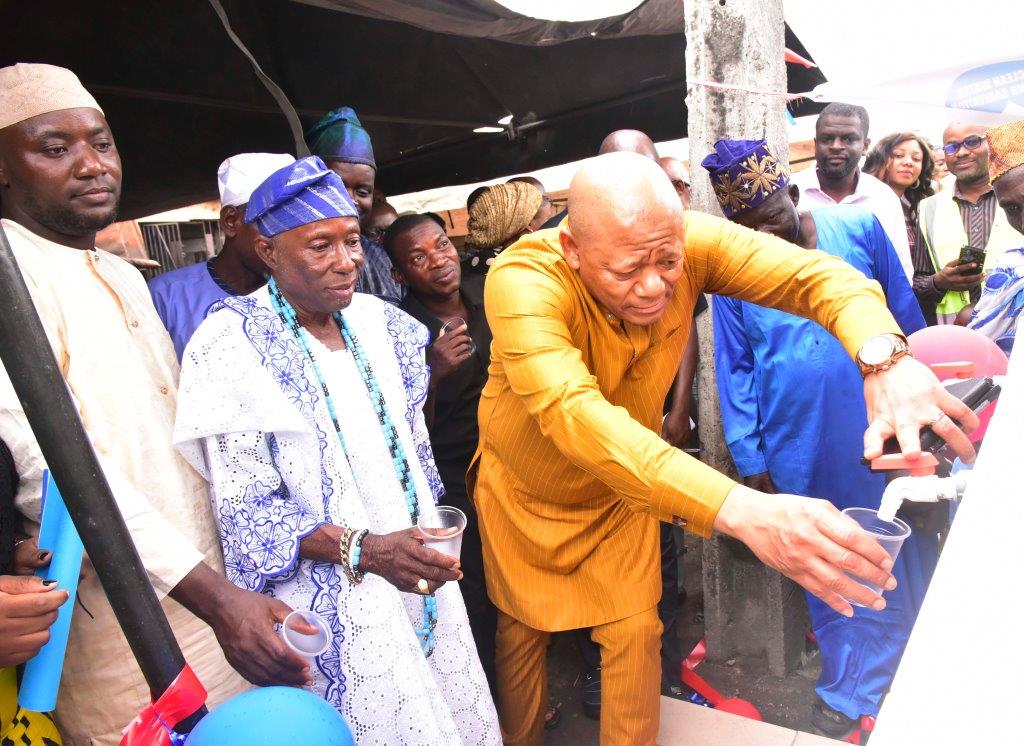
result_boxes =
[470,153,977,745]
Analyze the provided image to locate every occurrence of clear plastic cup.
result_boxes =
[280,610,332,657]
[841,507,911,606]
[439,317,476,356]
[417,506,467,560]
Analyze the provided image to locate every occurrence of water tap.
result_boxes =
[877,471,970,523]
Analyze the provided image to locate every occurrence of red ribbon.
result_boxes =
[120,664,208,746]
[683,636,706,670]
[685,635,873,737]
[679,636,762,720]
[680,637,722,706]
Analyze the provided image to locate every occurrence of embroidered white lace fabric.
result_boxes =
[174,288,500,745]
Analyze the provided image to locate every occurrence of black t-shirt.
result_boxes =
[0,440,18,574]
[540,208,568,230]
[399,286,492,503]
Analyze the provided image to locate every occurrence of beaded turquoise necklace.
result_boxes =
[267,278,437,656]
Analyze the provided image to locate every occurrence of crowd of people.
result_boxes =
[0,60,1022,746]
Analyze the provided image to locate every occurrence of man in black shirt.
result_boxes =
[384,214,497,693]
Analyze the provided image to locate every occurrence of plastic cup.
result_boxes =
[841,507,911,606]
[280,610,332,658]
[418,506,467,560]
[439,317,476,356]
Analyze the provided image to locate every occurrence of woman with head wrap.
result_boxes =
[462,181,544,288]
[306,106,405,304]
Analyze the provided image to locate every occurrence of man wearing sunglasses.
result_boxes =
[915,123,1019,325]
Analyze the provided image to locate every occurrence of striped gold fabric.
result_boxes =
[472,210,901,633]
[495,608,661,746]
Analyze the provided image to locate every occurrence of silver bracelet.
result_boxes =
[338,527,366,585]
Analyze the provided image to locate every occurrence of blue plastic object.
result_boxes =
[18,471,84,713]
[184,687,354,746]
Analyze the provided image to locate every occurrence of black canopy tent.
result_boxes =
[0,0,824,217]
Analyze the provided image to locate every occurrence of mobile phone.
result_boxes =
[957,245,986,267]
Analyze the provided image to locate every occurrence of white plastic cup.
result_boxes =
[439,317,476,356]
[280,610,332,658]
[841,507,911,606]
[417,506,467,560]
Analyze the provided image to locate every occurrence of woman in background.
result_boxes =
[461,181,544,293]
[864,131,936,256]
[865,133,937,322]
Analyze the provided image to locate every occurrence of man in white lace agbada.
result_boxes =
[173,156,500,744]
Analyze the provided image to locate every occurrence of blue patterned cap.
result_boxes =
[244,156,359,238]
[305,106,376,170]
[699,138,790,218]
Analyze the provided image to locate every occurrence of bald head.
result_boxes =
[658,157,689,184]
[598,129,659,160]
[508,175,547,195]
[561,152,685,326]
[568,151,680,242]
[659,156,691,209]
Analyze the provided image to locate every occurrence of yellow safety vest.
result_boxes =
[918,189,1020,318]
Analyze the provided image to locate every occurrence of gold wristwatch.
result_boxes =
[856,333,912,377]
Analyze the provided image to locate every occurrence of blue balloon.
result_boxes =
[185,687,354,745]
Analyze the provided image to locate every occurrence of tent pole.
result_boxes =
[0,224,205,727]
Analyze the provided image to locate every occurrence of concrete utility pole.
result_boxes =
[684,0,807,677]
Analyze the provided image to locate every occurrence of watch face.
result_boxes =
[860,336,896,366]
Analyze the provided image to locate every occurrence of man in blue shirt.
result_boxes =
[701,139,932,739]
[149,152,293,360]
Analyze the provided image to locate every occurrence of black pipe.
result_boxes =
[0,224,206,728]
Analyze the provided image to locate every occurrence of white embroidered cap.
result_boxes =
[217,152,296,208]
[0,63,103,131]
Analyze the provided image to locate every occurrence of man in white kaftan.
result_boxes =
[0,64,259,744]
[174,285,500,745]
[0,216,251,746]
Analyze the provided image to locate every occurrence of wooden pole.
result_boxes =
[685,0,807,676]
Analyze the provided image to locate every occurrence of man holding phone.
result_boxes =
[915,122,1020,324]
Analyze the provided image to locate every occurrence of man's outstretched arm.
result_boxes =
[486,253,897,616]
[692,211,977,463]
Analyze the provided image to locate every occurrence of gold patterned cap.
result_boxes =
[699,138,790,218]
[0,63,102,131]
[987,120,1024,183]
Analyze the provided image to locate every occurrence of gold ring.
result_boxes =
[928,412,945,426]
[416,578,429,594]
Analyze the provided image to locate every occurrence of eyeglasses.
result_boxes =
[942,135,985,156]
